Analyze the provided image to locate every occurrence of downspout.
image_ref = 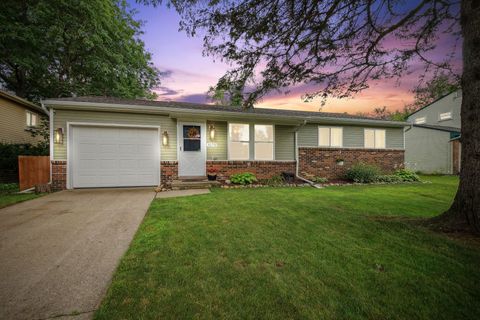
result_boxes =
[42,100,54,185]
[293,121,319,188]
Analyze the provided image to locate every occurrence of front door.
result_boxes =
[178,122,206,177]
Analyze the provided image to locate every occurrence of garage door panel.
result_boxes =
[99,144,117,153]
[72,126,160,188]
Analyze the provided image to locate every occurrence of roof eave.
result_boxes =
[0,91,48,115]
[43,99,408,127]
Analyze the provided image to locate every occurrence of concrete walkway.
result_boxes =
[0,188,155,320]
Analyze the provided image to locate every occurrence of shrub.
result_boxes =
[261,175,285,186]
[230,172,257,185]
[375,175,403,183]
[394,169,420,182]
[313,177,328,183]
[0,183,19,195]
[344,163,381,183]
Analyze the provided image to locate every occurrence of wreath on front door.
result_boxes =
[187,127,200,138]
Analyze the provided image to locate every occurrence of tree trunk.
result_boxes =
[435,0,480,233]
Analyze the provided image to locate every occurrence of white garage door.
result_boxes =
[71,126,160,188]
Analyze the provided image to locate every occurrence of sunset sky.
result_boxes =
[130,1,462,115]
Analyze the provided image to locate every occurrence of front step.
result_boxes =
[178,176,208,182]
[171,179,220,190]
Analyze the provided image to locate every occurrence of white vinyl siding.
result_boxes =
[318,126,343,147]
[364,129,386,149]
[254,124,274,160]
[228,123,250,160]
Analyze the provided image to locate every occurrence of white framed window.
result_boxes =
[364,129,386,149]
[414,117,426,124]
[26,111,38,127]
[228,123,250,160]
[254,124,274,160]
[439,112,452,121]
[318,126,343,147]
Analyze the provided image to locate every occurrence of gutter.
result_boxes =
[44,101,54,185]
[42,100,408,128]
[40,100,50,116]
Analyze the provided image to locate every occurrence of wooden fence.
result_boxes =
[18,156,50,191]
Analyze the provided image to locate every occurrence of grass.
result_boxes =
[95,175,480,320]
[0,183,42,209]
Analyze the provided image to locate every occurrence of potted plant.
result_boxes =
[207,168,219,181]
[336,158,345,166]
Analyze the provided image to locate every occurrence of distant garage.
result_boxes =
[70,125,160,188]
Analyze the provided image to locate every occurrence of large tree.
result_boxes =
[0,0,160,101]
[145,0,478,233]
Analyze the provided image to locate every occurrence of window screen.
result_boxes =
[183,125,201,151]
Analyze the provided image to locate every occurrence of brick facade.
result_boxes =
[51,160,67,191]
[206,161,296,181]
[161,161,178,184]
[51,149,404,190]
[298,147,404,180]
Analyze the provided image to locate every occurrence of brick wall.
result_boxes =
[51,149,404,190]
[298,147,404,180]
[51,160,67,191]
[206,161,296,181]
[161,161,178,185]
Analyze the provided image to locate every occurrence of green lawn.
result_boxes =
[95,176,480,320]
[0,184,42,208]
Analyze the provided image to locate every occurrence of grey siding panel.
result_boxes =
[405,127,451,173]
[386,128,404,149]
[343,126,364,147]
[298,124,404,149]
[53,109,177,161]
[207,121,227,160]
[297,124,318,147]
[407,91,461,129]
[275,125,295,160]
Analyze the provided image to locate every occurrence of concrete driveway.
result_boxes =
[0,188,154,320]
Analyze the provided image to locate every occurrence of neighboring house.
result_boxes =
[0,90,49,144]
[405,90,461,174]
[43,97,407,190]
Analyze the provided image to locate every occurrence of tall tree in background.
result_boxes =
[144,0,479,233]
[411,72,460,110]
[360,72,461,121]
[0,0,160,101]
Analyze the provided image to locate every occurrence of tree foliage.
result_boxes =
[410,72,460,109]
[357,72,460,121]
[143,0,460,107]
[0,0,160,101]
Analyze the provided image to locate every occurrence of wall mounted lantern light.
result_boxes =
[54,128,64,144]
[209,125,216,140]
[162,131,169,146]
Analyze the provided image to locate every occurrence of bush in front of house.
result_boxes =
[260,175,285,186]
[230,172,257,185]
[375,175,403,183]
[394,169,420,182]
[0,183,19,195]
[344,163,381,183]
[313,177,329,183]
